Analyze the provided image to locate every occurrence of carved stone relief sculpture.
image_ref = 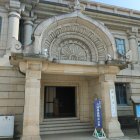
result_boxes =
[34,11,116,65]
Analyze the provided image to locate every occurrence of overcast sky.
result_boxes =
[92,0,140,11]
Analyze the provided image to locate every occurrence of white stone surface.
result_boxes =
[24,20,33,46]
[7,11,20,50]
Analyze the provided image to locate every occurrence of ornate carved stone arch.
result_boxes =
[34,11,117,65]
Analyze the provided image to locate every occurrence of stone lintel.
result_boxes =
[18,60,121,76]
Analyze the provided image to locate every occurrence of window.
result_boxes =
[115,83,127,105]
[115,38,126,55]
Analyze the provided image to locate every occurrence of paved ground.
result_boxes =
[41,129,140,140]
[1,129,140,140]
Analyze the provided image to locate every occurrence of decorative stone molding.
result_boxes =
[5,0,25,14]
[8,11,21,19]
[74,0,85,11]
[33,11,116,65]
[11,37,22,53]
[127,27,139,64]
[19,61,42,74]
[42,24,101,63]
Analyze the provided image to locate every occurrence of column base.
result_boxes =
[21,135,41,140]
[106,119,124,138]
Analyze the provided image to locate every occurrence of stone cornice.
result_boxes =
[16,1,140,32]
[25,1,140,29]
[19,0,140,25]
[10,53,126,75]
[37,0,140,19]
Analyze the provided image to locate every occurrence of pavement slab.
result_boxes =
[41,129,140,140]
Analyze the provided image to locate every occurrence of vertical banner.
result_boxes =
[94,98,102,129]
[136,105,140,118]
[110,88,117,117]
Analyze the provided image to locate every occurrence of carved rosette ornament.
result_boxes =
[60,40,87,61]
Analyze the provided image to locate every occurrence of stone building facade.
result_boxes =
[0,0,140,139]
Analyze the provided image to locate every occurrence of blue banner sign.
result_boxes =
[136,105,140,118]
[94,99,103,129]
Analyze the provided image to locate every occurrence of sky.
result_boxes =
[92,0,140,11]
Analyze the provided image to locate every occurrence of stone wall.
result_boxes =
[0,66,25,136]
[116,75,140,116]
[0,11,8,57]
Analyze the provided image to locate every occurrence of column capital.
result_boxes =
[8,11,21,19]
[127,27,138,37]
[19,61,42,74]
[5,0,25,14]
[26,70,41,80]
[99,74,116,83]
[128,33,136,40]
[24,20,34,26]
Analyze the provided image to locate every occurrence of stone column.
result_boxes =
[99,74,124,138]
[7,11,21,50]
[21,62,42,140]
[24,19,33,46]
[128,34,138,64]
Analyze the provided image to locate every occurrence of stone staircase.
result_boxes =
[40,117,93,135]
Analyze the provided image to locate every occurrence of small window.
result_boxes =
[115,83,127,105]
[115,38,126,55]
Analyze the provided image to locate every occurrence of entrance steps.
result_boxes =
[40,117,93,135]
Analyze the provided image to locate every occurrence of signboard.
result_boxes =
[94,99,102,129]
[0,116,14,138]
[136,105,140,118]
[110,89,117,117]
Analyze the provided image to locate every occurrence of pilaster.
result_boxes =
[20,61,42,140]
[128,27,138,64]
[99,74,124,138]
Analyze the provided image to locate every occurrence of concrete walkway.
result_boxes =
[41,129,140,140]
[2,129,140,140]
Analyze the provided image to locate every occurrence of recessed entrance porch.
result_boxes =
[40,74,94,135]
[14,58,124,139]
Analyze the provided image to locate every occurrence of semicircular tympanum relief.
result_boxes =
[38,13,115,65]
